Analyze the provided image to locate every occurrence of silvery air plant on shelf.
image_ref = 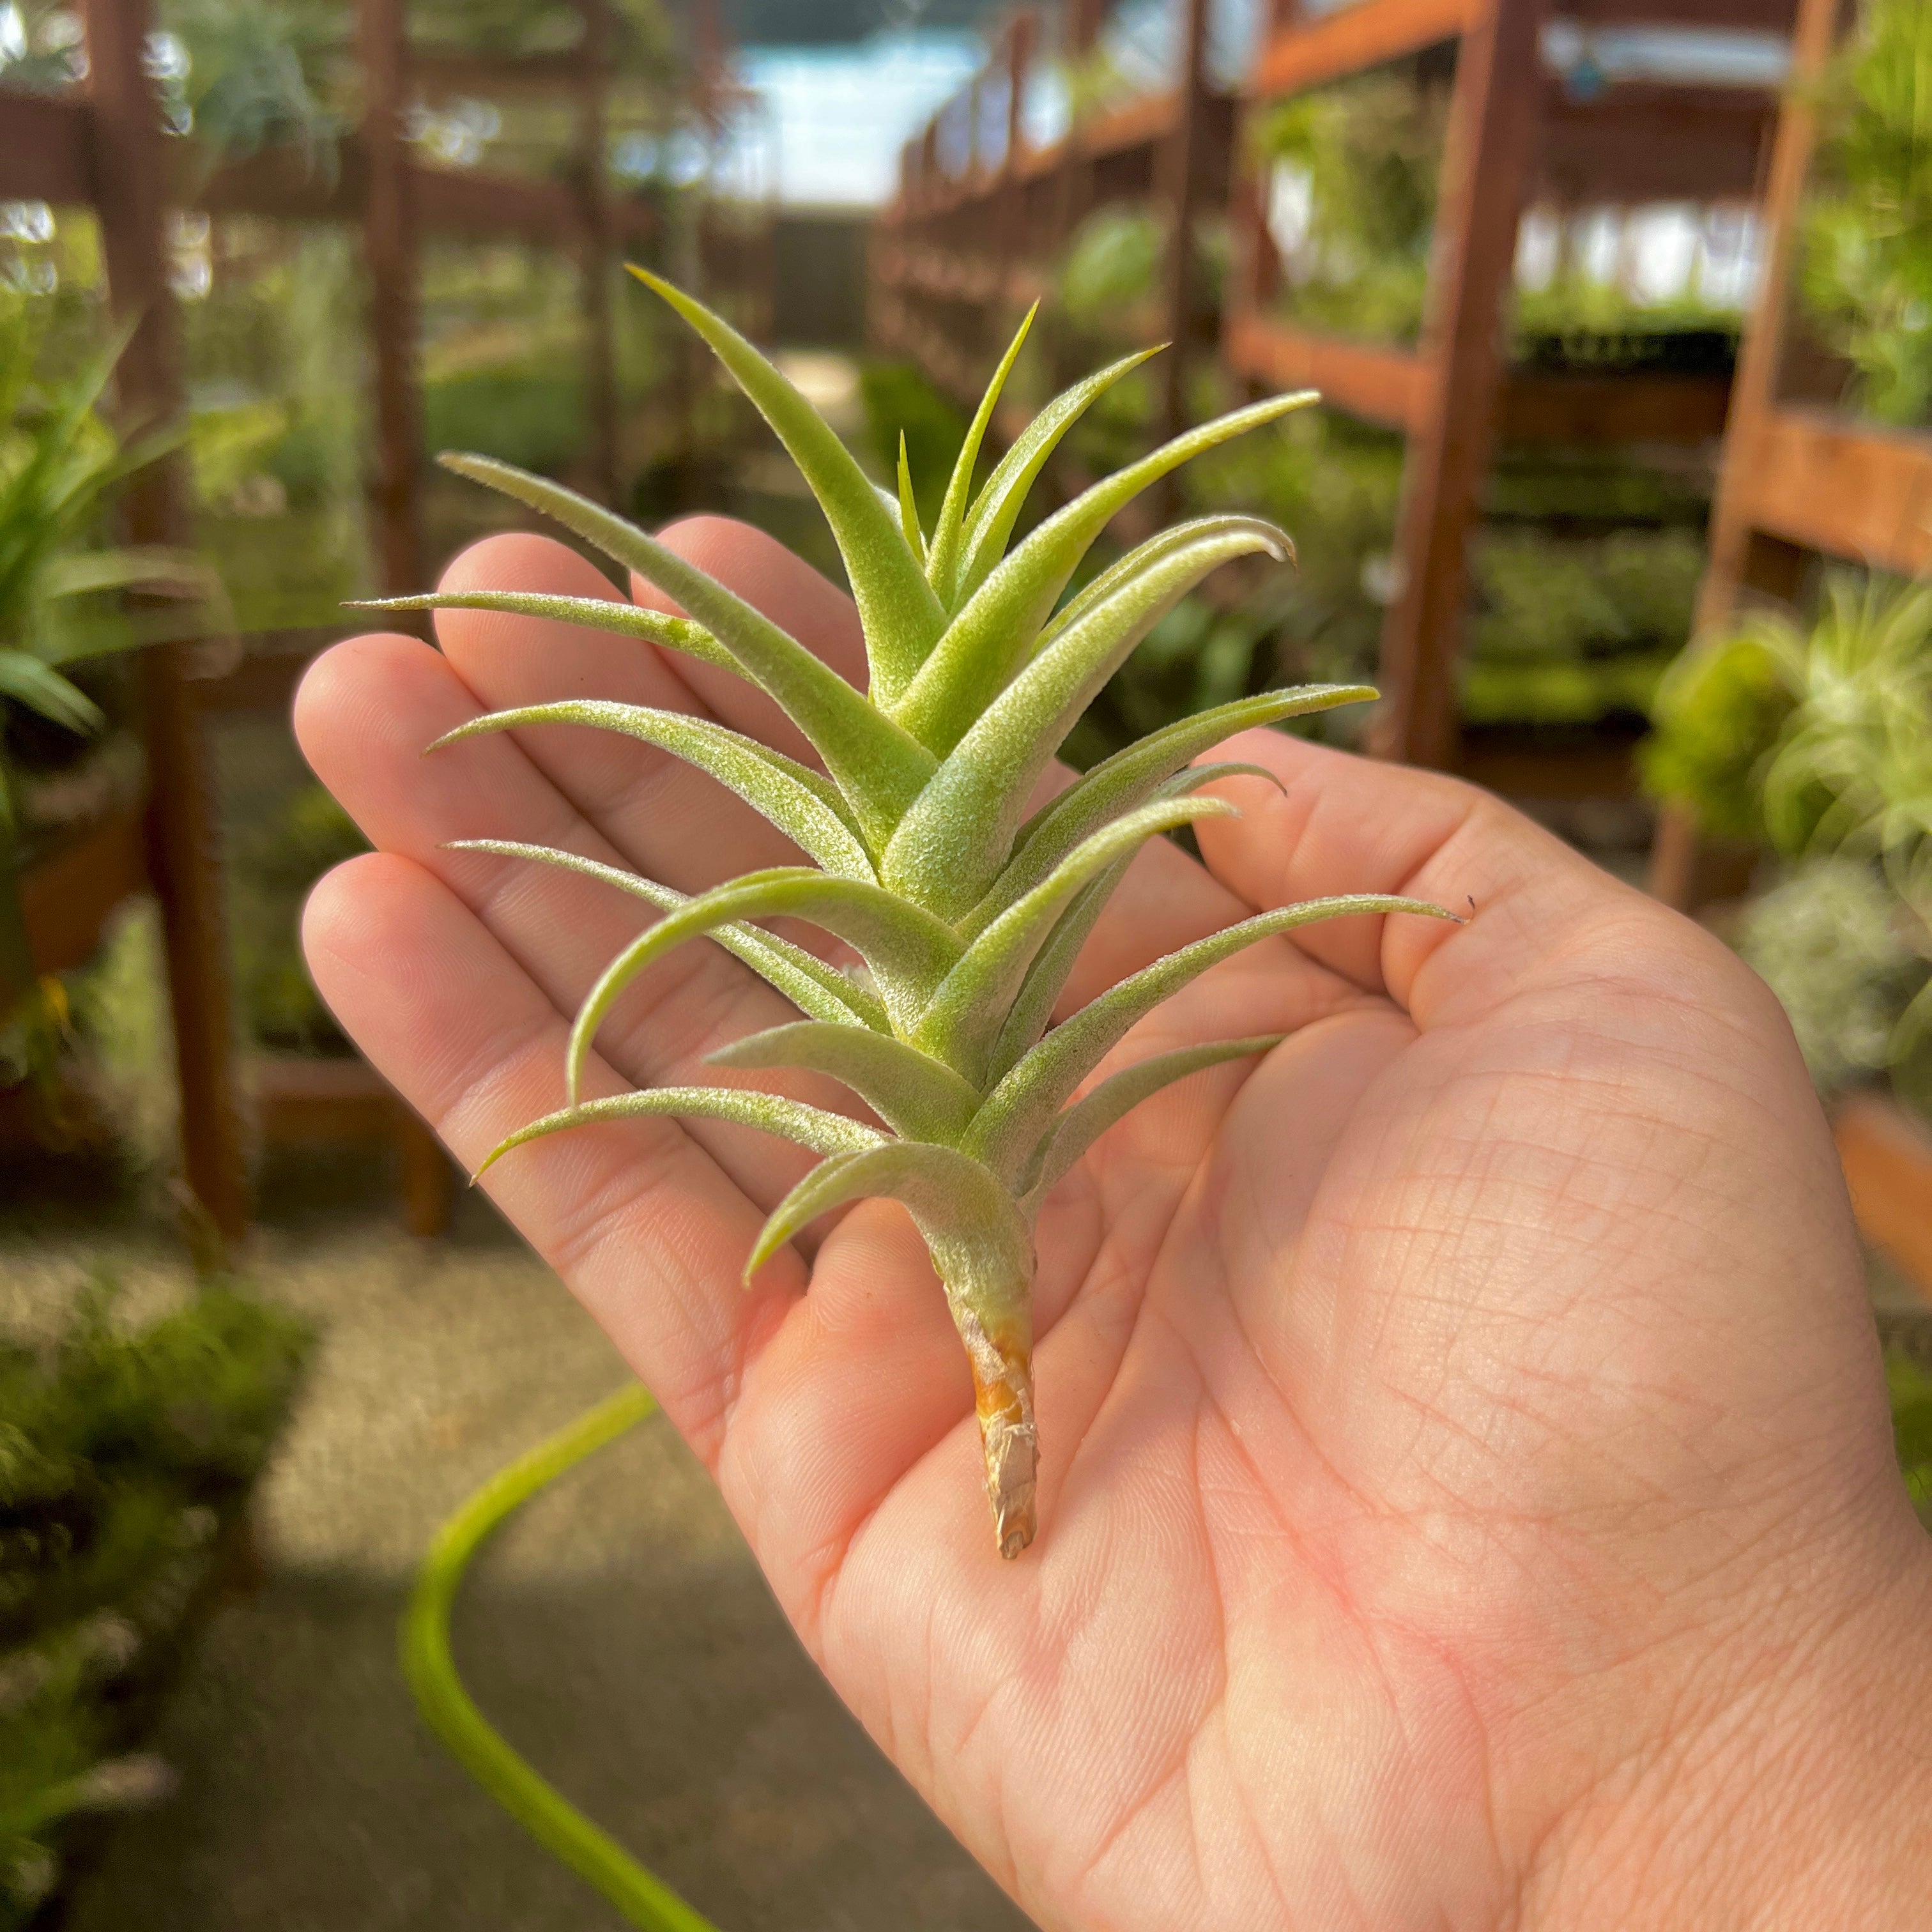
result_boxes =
[360,275,1452,1559]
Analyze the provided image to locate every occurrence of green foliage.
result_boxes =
[1888,1350,1932,1523]
[1641,627,1796,839]
[230,782,369,1054]
[424,367,588,482]
[1737,857,1929,1097]
[1460,529,1702,728]
[1801,0,1932,427]
[1254,70,1448,344]
[1644,576,1932,857]
[165,0,344,165]
[859,362,968,535]
[430,285,1450,1556]
[1059,208,1165,332]
[0,302,219,827]
[1652,577,1932,1119]
[1,1278,312,1915]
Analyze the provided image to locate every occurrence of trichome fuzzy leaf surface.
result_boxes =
[431,282,1451,1559]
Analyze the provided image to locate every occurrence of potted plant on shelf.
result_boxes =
[1643,574,1932,1288]
[0,302,224,1020]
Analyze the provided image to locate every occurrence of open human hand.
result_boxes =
[298,520,1930,1931]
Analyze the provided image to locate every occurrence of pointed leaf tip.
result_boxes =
[627,267,946,700]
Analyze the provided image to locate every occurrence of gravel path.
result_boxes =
[6,1182,1029,1932]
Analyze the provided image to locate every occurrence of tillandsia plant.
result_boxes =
[359,275,1452,1558]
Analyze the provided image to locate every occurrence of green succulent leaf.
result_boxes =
[444,839,891,1031]
[982,859,1133,1089]
[925,304,1035,609]
[746,1140,1030,1296]
[911,795,1238,1083]
[437,454,936,845]
[567,867,965,1101]
[630,270,946,703]
[1031,516,1291,663]
[884,521,1293,919]
[896,433,924,561]
[1020,1033,1285,1203]
[951,345,1164,606]
[429,701,874,881]
[976,769,1282,1083]
[967,758,1278,944]
[708,1022,981,1142]
[891,393,1316,753]
[1001,685,1373,914]
[475,1086,885,1177]
[970,895,1457,1179]
[353,590,745,678]
[0,650,104,735]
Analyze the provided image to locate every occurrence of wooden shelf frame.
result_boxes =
[871,1,1232,456]
[1652,0,1932,908]
[3,2,756,1245]
[1226,0,1796,774]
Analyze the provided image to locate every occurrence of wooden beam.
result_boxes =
[1498,370,1732,444]
[1837,1094,1932,1300]
[1565,0,1800,26]
[1158,0,1215,463]
[1650,0,1844,908]
[1223,311,1427,428]
[0,88,93,203]
[358,0,424,603]
[578,0,622,506]
[19,809,148,978]
[1250,0,1479,100]
[1372,0,1549,770]
[1536,81,1774,206]
[1736,408,1932,578]
[1455,725,1639,800]
[82,0,249,1246]
[1694,0,1842,638]
[181,134,656,246]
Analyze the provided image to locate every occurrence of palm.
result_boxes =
[301,524,1903,1931]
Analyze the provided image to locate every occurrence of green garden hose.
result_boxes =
[400,1383,723,1932]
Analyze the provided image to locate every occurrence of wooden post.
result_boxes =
[356,0,453,1234]
[1002,13,1036,269]
[1368,0,1549,770]
[358,0,423,603]
[1158,0,1214,456]
[1650,0,1843,908]
[579,0,622,506]
[1692,0,1841,640]
[81,0,249,1251]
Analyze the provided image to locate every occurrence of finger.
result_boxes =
[627,512,870,749]
[618,518,1295,1009]
[430,532,811,899]
[1192,730,1714,1023]
[295,633,830,1212]
[302,852,799,1461]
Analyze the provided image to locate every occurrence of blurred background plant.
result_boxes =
[0,1274,313,1925]
[1800,0,1932,428]
[1644,574,1932,1121]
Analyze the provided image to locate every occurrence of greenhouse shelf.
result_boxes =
[0,0,763,1246]
[873,1,1232,463]
[1227,0,1795,776]
[1655,0,1932,910]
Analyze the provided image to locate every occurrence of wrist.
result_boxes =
[1519,1513,1932,1930]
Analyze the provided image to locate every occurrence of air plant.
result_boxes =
[362,277,1450,1558]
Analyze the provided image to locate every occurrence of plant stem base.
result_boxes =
[958,1310,1038,1558]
